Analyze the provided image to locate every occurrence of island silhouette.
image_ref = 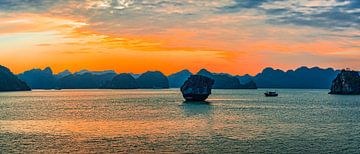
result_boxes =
[1,65,359,92]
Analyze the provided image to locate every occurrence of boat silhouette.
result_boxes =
[265,91,278,97]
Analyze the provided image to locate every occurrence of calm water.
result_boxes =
[1,89,360,153]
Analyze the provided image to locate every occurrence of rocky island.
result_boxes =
[137,71,169,89]
[329,69,360,95]
[0,65,31,91]
[102,73,139,89]
[180,75,214,101]
[18,67,56,89]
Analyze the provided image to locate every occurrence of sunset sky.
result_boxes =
[0,0,359,75]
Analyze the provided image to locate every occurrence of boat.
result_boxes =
[265,91,278,97]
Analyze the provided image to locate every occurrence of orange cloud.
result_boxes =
[0,11,359,75]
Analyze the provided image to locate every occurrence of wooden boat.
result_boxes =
[265,91,278,97]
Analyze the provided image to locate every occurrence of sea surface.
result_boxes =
[0,89,360,153]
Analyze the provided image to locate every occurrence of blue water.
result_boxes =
[0,89,360,153]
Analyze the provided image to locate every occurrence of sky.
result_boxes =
[0,0,359,75]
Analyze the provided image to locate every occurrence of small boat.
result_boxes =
[265,91,278,97]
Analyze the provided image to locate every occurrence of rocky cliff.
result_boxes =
[329,70,360,94]
[0,65,31,91]
[18,67,56,89]
[181,75,214,101]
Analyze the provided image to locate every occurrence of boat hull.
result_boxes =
[264,93,278,97]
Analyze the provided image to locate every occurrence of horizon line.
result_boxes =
[4,65,355,77]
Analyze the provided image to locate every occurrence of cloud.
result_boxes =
[219,0,359,30]
[219,0,272,13]
[0,0,359,74]
[259,50,360,69]
[1,0,358,31]
[266,0,359,30]
[0,0,57,12]
[86,0,134,10]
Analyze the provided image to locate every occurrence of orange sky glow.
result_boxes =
[0,0,359,75]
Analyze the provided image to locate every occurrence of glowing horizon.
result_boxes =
[0,0,359,75]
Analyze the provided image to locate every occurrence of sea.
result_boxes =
[0,89,360,153]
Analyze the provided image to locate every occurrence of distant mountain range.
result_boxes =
[102,71,169,89]
[18,68,117,89]
[74,69,116,75]
[252,66,340,89]
[168,69,257,89]
[0,65,355,90]
[57,72,116,89]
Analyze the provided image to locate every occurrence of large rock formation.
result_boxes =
[180,75,214,101]
[0,65,31,91]
[329,70,360,94]
[18,67,56,89]
[168,69,192,88]
[136,71,169,89]
[102,73,138,89]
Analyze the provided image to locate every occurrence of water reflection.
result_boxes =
[181,101,213,117]
[2,89,360,153]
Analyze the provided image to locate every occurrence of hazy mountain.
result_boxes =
[129,73,141,79]
[252,66,340,89]
[57,72,116,89]
[0,65,30,91]
[11,66,347,90]
[18,67,56,89]
[196,69,256,89]
[74,69,116,75]
[168,69,192,88]
[236,74,253,84]
[55,70,71,79]
[239,80,257,89]
[137,71,169,89]
[101,73,138,89]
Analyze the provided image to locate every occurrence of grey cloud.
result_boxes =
[219,0,277,13]
[1,0,358,32]
[0,0,57,12]
[219,0,359,30]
